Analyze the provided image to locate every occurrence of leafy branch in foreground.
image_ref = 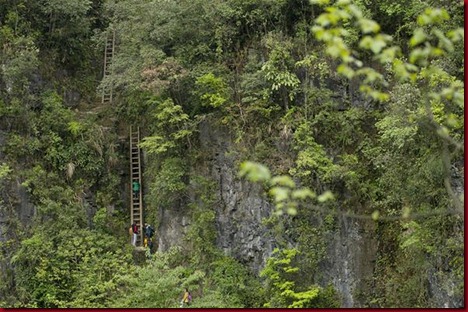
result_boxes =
[311,0,463,151]
[239,161,461,221]
[239,161,333,217]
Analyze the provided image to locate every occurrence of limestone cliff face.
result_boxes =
[198,120,275,272]
[156,119,276,272]
[320,217,378,307]
[154,119,379,305]
[152,118,464,308]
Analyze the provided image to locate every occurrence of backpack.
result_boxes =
[188,293,192,302]
[145,226,153,237]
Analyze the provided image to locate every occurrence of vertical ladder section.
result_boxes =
[102,30,115,104]
[130,126,144,246]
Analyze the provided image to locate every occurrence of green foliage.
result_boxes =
[146,157,188,210]
[239,161,271,183]
[262,32,300,108]
[186,175,219,267]
[110,248,204,308]
[240,160,335,216]
[209,256,266,307]
[11,229,132,308]
[0,35,39,98]
[139,98,193,155]
[0,163,12,181]
[1,0,463,308]
[260,248,339,308]
[194,73,230,108]
[108,247,261,308]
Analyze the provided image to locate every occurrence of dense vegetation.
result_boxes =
[0,0,463,308]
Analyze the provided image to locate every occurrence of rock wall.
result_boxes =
[319,216,378,307]
[156,119,275,273]
[198,120,275,272]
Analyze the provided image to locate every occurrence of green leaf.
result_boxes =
[417,8,450,26]
[336,0,352,6]
[371,210,380,220]
[376,46,399,63]
[270,175,296,188]
[347,4,363,19]
[310,0,330,5]
[447,28,464,42]
[269,186,290,202]
[432,29,454,52]
[410,28,427,47]
[315,14,331,27]
[337,64,355,79]
[291,188,316,200]
[317,190,334,202]
[0,163,12,181]
[359,18,380,34]
[359,35,374,50]
[370,36,387,54]
[409,48,428,65]
[239,161,271,182]
[68,121,83,136]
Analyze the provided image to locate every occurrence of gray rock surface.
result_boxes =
[320,216,377,307]
[156,119,275,273]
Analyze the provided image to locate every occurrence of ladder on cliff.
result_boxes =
[130,126,144,246]
[102,30,115,104]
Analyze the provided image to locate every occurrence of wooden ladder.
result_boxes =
[130,126,144,246]
[102,30,115,104]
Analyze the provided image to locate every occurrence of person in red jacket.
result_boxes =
[131,222,139,246]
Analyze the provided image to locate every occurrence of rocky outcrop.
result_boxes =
[199,119,275,272]
[156,119,275,273]
[319,216,378,307]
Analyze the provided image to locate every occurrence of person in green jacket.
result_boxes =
[132,180,140,199]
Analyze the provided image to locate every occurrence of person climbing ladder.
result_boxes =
[130,126,144,249]
[131,222,139,246]
[132,179,140,199]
